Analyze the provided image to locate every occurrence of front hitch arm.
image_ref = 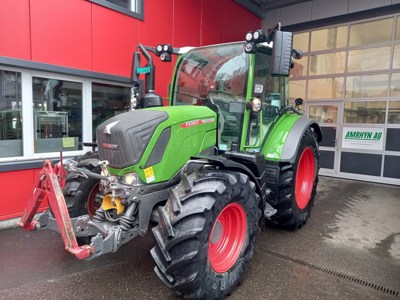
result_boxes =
[19,160,94,260]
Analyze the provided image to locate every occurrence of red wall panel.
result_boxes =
[222,1,261,42]
[173,0,202,47]
[92,5,139,77]
[138,0,174,99]
[0,168,46,221]
[0,0,31,60]
[30,0,92,70]
[201,0,225,45]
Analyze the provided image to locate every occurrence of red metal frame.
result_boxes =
[19,158,93,260]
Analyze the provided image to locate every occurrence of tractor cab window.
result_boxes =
[246,48,289,148]
[173,43,249,151]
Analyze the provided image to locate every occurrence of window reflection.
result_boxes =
[392,45,400,69]
[309,105,338,123]
[348,46,391,72]
[32,77,83,153]
[349,18,393,47]
[390,73,400,97]
[346,74,388,98]
[289,80,306,100]
[290,56,308,78]
[344,101,386,124]
[92,82,130,139]
[293,32,309,52]
[308,77,344,99]
[310,26,347,51]
[309,52,346,75]
[389,101,400,124]
[0,70,22,158]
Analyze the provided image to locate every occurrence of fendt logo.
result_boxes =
[102,143,119,150]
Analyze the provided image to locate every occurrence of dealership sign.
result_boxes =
[342,127,384,150]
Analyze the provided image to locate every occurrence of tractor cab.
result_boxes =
[171,41,289,153]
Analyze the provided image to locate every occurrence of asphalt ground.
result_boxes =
[0,176,399,300]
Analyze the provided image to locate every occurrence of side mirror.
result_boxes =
[271,31,293,77]
[295,97,303,110]
[142,92,163,108]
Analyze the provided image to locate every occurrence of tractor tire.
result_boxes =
[268,128,319,230]
[63,152,101,218]
[151,169,261,300]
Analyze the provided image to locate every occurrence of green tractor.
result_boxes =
[20,24,321,299]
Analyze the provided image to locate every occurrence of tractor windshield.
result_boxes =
[173,43,248,149]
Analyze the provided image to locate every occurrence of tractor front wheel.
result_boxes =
[151,169,261,299]
[268,128,319,230]
[63,152,102,218]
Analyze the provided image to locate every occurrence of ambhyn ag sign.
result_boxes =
[342,127,384,150]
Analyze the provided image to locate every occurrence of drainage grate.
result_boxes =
[260,247,399,298]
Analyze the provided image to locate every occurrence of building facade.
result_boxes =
[264,1,400,185]
[0,0,260,221]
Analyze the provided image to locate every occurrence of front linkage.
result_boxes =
[19,155,168,260]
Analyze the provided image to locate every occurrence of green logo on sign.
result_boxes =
[136,67,151,74]
[344,131,382,141]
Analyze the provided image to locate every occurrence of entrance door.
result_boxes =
[306,101,343,176]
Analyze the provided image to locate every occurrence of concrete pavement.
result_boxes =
[0,176,399,299]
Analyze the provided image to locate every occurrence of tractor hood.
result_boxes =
[96,106,217,181]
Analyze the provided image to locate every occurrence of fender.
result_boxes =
[262,113,322,163]
[187,154,267,202]
[280,117,322,163]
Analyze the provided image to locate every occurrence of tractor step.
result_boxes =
[264,202,277,218]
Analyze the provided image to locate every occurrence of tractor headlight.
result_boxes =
[156,45,163,53]
[252,97,262,113]
[122,172,142,186]
[245,32,253,42]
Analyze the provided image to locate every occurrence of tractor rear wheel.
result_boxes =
[268,128,319,230]
[63,152,102,218]
[151,169,261,299]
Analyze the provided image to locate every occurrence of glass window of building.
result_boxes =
[346,74,389,98]
[309,105,338,123]
[0,70,22,158]
[310,26,348,51]
[293,32,309,52]
[347,46,391,72]
[92,82,130,139]
[308,77,345,99]
[344,101,386,124]
[349,17,393,47]
[392,44,400,69]
[395,16,400,40]
[309,52,346,76]
[290,56,308,78]
[32,77,83,153]
[289,80,306,100]
[390,73,400,97]
[389,101,400,124]
[90,0,143,19]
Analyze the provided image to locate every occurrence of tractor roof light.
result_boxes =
[245,42,257,54]
[160,52,172,62]
[245,30,266,43]
[156,44,163,55]
[245,32,253,42]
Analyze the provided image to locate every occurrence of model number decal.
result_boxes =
[180,118,215,128]
[102,143,119,150]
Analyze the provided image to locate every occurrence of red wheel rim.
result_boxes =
[208,203,247,273]
[295,147,315,210]
[87,183,100,218]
